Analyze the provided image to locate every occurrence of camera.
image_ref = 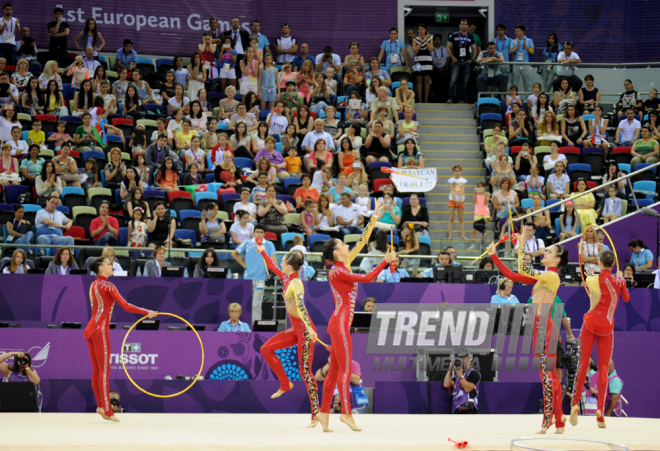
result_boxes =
[110,397,120,408]
[453,358,464,371]
[17,357,28,366]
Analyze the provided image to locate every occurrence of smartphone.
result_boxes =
[273,107,282,114]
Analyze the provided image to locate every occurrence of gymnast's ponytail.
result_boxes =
[285,250,305,271]
[554,245,569,269]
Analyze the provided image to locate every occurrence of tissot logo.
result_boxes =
[123,343,141,352]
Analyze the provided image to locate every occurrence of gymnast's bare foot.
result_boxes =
[108,414,120,422]
[569,405,579,426]
[555,415,567,434]
[536,427,548,435]
[316,412,332,432]
[96,407,111,421]
[307,416,319,428]
[340,414,362,431]
[596,410,606,428]
[271,381,294,398]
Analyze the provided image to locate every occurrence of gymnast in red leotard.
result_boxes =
[85,257,157,422]
[315,199,396,433]
[488,234,568,434]
[258,247,322,428]
[570,249,629,429]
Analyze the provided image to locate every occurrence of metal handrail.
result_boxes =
[515,161,660,224]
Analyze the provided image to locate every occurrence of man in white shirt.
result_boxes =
[315,46,342,94]
[83,46,100,73]
[35,196,75,248]
[431,34,451,103]
[0,4,19,65]
[0,71,18,105]
[552,41,582,93]
[615,108,641,147]
[515,222,545,259]
[334,193,363,237]
[275,23,297,64]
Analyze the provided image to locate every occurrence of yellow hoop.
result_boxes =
[121,313,204,398]
[578,224,619,297]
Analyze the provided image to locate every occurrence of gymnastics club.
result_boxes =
[470,234,510,265]
[448,438,469,448]
[255,236,270,279]
[379,166,427,180]
[390,231,396,274]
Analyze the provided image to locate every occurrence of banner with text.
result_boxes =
[391,168,437,193]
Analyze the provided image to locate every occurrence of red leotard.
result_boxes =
[259,251,320,419]
[491,248,565,430]
[571,269,629,420]
[84,276,149,418]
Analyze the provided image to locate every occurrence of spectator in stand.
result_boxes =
[579,74,600,114]
[411,23,434,104]
[509,24,535,94]
[490,154,516,189]
[493,177,519,223]
[144,245,170,277]
[254,136,289,180]
[115,39,137,71]
[73,18,104,57]
[378,28,408,73]
[483,123,508,161]
[370,86,399,122]
[230,210,254,247]
[537,111,560,146]
[553,41,582,93]
[127,206,147,247]
[291,42,314,72]
[5,204,33,247]
[17,27,38,67]
[328,172,352,203]
[103,148,126,191]
[476,41,507,94]
[397,106,419,145]
[615,108,642,147]
[200,201,227,247]
[490,278,519,307]
[525,165,546,200]
[45,247,78,274]
[343,59,364,97]
[540,33,561,93]
[145,134,181,173]
[214,152,243,194]
[376,254,409,282]
[364,121,393,165]
[446,19,476,104]
[90,200,119,246]
[514,142,538,177]
[232,224,276,321]
[147,201,176,248]
[558,201,577,240]
[398,222,420,267]
[35,160,62,199]
[257,185,288,236]
[479,257,494,270]
[194,247,221,278]
[630,125,659,170]
[531,92,553,126]
[574,178,598,227]
[644,88,660,114]
[335,192,364,237]
[246,157,276,188]
[615,80,643,117]
[553,78,576,116]
[516,222,545,260]
[628,239,653,271]
[561,105,587,147]
[293,173,320,208]
[35,196,74,248]
[53,142,81,187]
[234,187,258,225]
[218,302,252,332]
[508,109,534,147]
[402,193,429,236]
[365,57,391,88]
[154,156,180,192]
[587,105,610,156]
[302,118,334,158]
[47,7,69,67]
[374,192,401,231]
[275,23,297,65]
[0,142,19,185]
[2,249,27,274]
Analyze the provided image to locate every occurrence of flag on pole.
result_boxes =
[92,121,108,149]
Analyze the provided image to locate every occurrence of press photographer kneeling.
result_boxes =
[0,350,42,411]
[443,352,480,414]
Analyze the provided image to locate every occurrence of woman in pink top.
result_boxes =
[278,62,296,91]
[308,139,334,172]
[296,60,315,103]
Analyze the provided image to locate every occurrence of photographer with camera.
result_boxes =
[443,351,480,414]
[0,350,42,411]
[109,390,122,414]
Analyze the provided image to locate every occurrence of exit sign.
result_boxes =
[435,13,449,23]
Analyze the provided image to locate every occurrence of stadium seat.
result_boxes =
[611,147,632,166]
[581,147,605,176]
[309,233,331,253]
[174,229,197,247]
[568,163,591,183]
[281,232,304,251]
[632,163,657,182]
[4,185,29,204]
[631,181,656,200]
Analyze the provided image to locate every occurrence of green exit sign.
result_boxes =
[435,13,449,23]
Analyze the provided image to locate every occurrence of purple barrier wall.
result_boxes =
[14,2,660,64]
[562,204,660,271]
[1,275,659,330]
[1,329,658,416]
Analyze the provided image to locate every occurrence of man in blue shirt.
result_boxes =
[476,42,507,94]
[447,19,476,104]
[494,24,512,90]
[250,20,271,56]
[628,239,654,271]
[291,43,314,72]
[509,24,535,94]
[376,255,409,282]
[116,39,137,71]
[232,224,277,322]
[378,28,408,72]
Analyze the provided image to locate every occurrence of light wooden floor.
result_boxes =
[3,413,655,450]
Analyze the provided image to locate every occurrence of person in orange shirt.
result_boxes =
[155,156,180,192]
[285,146,302,177]
[293,173,320,209]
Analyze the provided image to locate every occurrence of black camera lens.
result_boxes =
[18,357,28,365]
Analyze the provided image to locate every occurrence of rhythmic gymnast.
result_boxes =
[85,256,157,422]
[258,247,321,427]
[316,199,396,432]
[488,235,568,434]
[570,249,629,428]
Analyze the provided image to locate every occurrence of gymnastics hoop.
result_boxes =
[578,224,620,298]
[511,436,629,451]
[121,312,204,398]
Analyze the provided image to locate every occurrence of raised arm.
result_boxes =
[290,278,314,333]
[107,282,151,316]
[487,240,538,285]
[347,198,383,265]
[260,248,285,280]
[332,258,389,284]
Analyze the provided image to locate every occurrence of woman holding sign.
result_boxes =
[316,199,396,432]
